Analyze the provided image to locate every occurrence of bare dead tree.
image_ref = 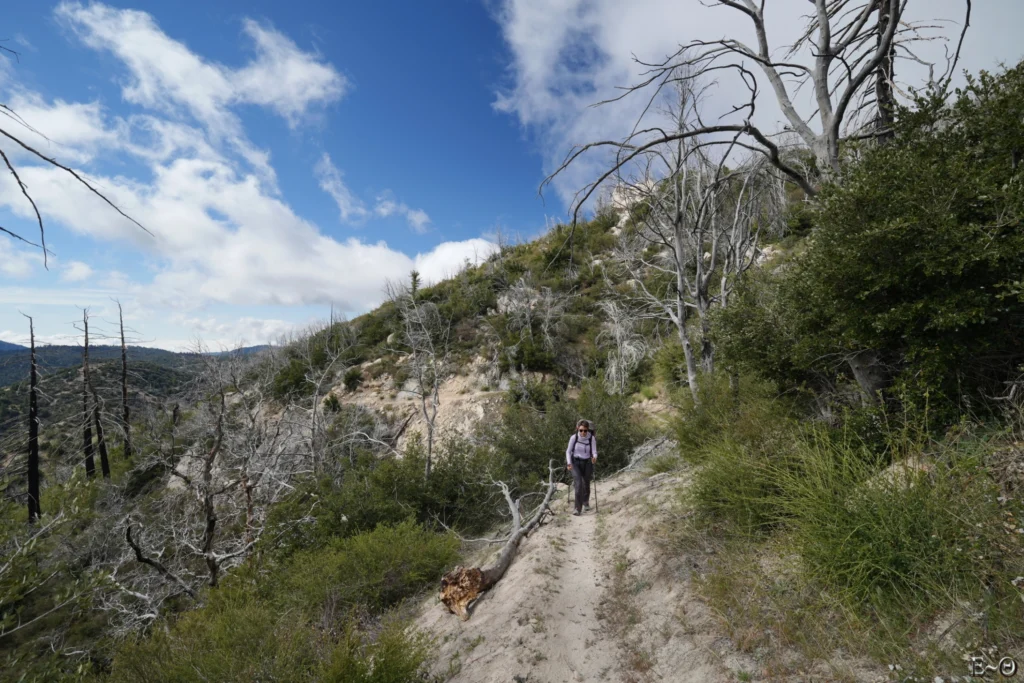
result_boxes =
[596,300,649,395]
[387,274,451,479]
[22,313,40,522]
[607,80,785,401]
[544,0,973,228]
[98,350,302,632]
[440,462,558,620]
[91,391,110,479]
[81,309,95,478]
[291,319,355,473]
[116,301,133,461]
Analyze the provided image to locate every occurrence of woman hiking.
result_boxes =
[566,419,596,516]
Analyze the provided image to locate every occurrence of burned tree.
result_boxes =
[547,0,972,212]
[117,301,133,461]
[440,463,559,620]
[387,273,451,479]
[81,309,95,478]
[91,389,110,479]
[607,80,785,400]
[23,314,40,522]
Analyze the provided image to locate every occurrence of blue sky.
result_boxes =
[1,0,1021,349]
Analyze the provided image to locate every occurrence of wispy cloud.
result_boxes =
[315,153,369,222]
[373,191,431,233]
[61,260,94,282]
[315,154,431,232]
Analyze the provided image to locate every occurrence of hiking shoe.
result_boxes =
[573,509,581,516]
[583,504,590,512]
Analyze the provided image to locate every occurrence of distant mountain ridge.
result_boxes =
[0,345,192,388]
[0,344,273,388]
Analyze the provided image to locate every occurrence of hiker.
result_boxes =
[566,419,596,516]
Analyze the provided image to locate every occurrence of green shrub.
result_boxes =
[343,366,363,391]
[777,428,1019,611]
[278,521,458,615]
[320,619,433,683]
[111,584,318,683]
[673,373,798,464]
[672,373,803,534]
[111,582,436,683]
[266,435,502,557]
[493,378,648,485]
[645,453,681,475]
[782,64,1024,411]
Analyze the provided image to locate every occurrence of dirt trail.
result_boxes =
[414,470,766,683]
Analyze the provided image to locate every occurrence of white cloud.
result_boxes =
[0,241,43,278]
[61,260,94,282]
[315,155,431,232]
[0,155,492,312]
[315,153,368,222]
[235,20,347,126]
[373,192,431,233]
[0,3,490,349]
[55,2,346,183]
[414,238,497,285]
[169,314,303,351]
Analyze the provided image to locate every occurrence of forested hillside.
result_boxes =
[2,31,1023,683]
[0,346,191,388]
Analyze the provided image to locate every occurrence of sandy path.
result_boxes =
[416,469,882,683]
[417,482,622,682]
[414,471,750,683]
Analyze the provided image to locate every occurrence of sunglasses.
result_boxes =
[577,427,589,432]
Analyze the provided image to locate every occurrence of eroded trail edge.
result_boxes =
[416,470,759,683]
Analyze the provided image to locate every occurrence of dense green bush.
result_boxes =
[493,378,648,485]
[111,584,319,683]
[343,366,363,391]
[798,66,1024,402]
[111,522,452,682]
[267,435,503,557]
[278,520,458,614]
[714,62,1024,417]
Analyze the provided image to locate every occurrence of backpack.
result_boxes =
[570,425,595,459]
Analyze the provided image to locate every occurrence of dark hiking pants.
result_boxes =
[571,458,593,512]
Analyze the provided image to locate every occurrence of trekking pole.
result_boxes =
[593,462,598,514]
[566,466,572,512]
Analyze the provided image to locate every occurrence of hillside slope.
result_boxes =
[415,468,880,683]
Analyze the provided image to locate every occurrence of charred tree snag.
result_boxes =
[117,301,133,461]
[92,394,110,479]
[440,463,558,620]
[24,314,40,522]
[82,309,95,478]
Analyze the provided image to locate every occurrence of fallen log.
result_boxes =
[440,462,558,620]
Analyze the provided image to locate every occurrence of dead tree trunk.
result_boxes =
[24,314,40,522]
[82,310,95,478]
[440,464,558,620]
[874,0,899,142]
[92,396,110,479]
[118,301,133,461]
[847,349,888,404]
[201,390,227,587]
